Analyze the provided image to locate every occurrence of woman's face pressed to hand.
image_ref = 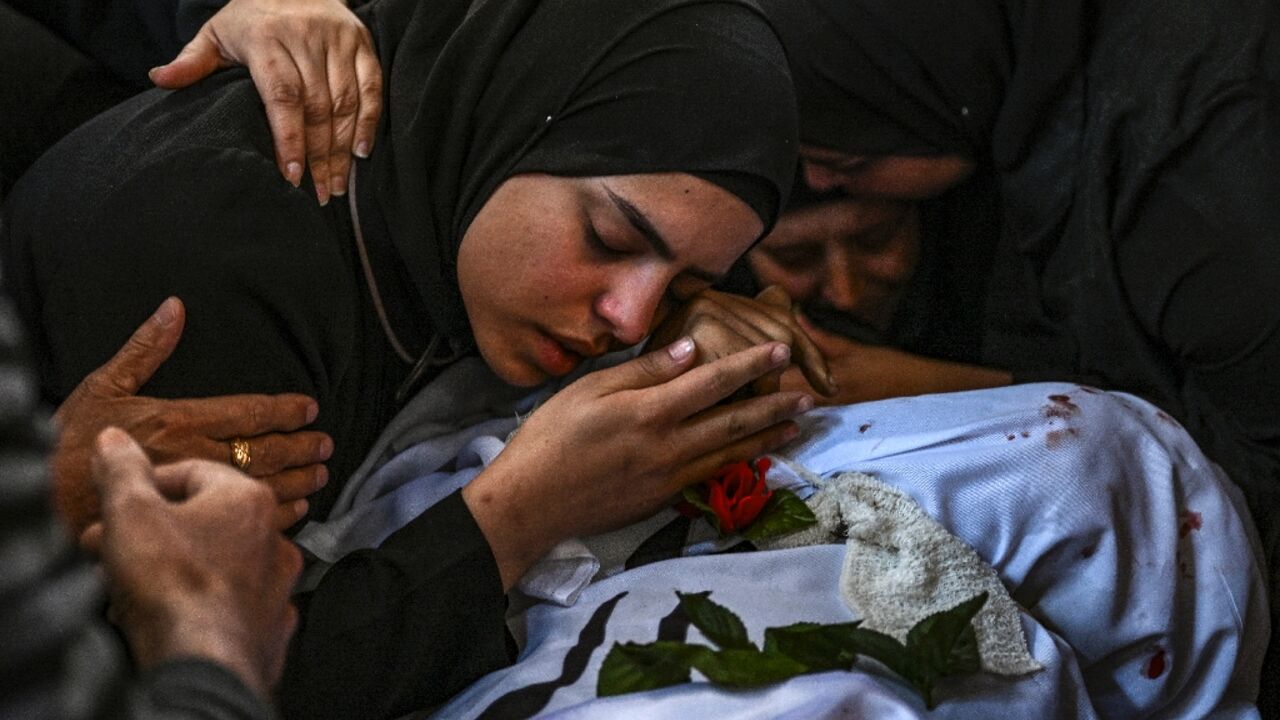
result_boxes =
[749,197,920,332]
[457,172,763,386]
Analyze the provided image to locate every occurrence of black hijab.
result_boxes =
[759,0,1083,169]
[355,0,798,340]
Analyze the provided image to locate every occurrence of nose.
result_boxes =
[801,161,850,194]
[821,244,862,313]
[596,268,668,346]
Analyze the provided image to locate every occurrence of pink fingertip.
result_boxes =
[667,337,695,361]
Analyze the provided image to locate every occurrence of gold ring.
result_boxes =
[230,438,252,472]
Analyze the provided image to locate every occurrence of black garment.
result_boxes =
[5,0,218,86]
[0,0,223,199]
[763,0,1280,710]
[0,2,134,199]
[2,0,798,716]
[0,293,271,720]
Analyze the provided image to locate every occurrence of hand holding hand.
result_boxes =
[149,0,382,205]
[52,298,332,534]
[780,313,1012,404]
[463,338,814,589]
[81,429,302,699]
[648,285,838,397]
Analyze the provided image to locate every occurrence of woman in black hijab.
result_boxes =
[760,0,1280,710]
[2,0,812,715]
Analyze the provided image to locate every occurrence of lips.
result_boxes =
[534,332,586,376]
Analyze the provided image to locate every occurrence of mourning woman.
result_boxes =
[0,0,817,715]
[759,0,1280,709]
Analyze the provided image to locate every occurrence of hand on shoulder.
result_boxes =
[149,0,382,205]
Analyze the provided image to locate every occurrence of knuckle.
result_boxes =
[359,76,383,101]
[266,80,305,108]
[303,98,332,124]
[331,89,359,117]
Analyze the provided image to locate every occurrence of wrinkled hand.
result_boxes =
[52,298,332,534]
[780,313,1012,404]
[150,0,381,205]
[463,338,814,589]
[648,285,837,397]
[81,429,302,699]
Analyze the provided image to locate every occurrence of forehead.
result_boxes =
[600,173,763,265]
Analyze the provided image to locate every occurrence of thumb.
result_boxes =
[90,427,161,518]
[597,336,698,392]
[149,31,228,88]
[88,297,185,398]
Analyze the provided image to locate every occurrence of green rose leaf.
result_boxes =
[691,648,810,688]
[678,591,755,651]
[905,591,987,676]
[681,486,721,533]
[763,621,863,671]
[901,591,988,708]
[741,488,818,543]
[844,626,912,679]
[597,641,711,697]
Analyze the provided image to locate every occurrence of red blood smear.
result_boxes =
[1144,648,1167,679]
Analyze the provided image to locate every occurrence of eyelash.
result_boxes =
[586,224,625,258]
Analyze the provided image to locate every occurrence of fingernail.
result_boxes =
[668,337,695,361]
[286,162,303,187]
[293,499,309,517]
[305,402,319,424]
[797,395,815,413]
[147,67,161,83]
[317,436,334,460]
[783,424,801,442]
[154,297,180,326]
[315,466,329,489]
[330,174,347,197]
[315,181,330,206]
[770,343,791,365]
[354,141,370,159]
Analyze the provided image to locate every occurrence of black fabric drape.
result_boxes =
[354,0,797,342]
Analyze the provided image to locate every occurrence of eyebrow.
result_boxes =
[604,186,725,285]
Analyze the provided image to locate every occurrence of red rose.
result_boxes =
[705,458,773,533]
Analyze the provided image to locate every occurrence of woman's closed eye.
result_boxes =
[585,223,628,258]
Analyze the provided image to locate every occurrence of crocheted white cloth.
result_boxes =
[763,466,1041,676]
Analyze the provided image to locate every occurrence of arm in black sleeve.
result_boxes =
[1115,76,1280,540]
[279,490,514,720]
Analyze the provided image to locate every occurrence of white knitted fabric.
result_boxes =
[763,466,1041,676]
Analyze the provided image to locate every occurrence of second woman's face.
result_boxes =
[457,172,763,386]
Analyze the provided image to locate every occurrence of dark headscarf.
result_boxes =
[759,0,1082,168]
[355,0,798,340]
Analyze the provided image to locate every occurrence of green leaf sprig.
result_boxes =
[598,590,988,709]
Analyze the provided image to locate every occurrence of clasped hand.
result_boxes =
[648,285,839,397]
[81,429,302,700]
